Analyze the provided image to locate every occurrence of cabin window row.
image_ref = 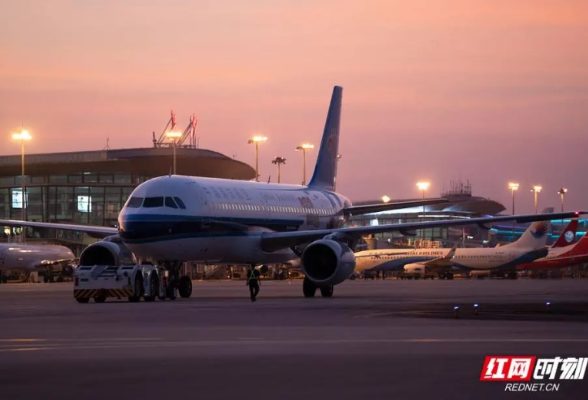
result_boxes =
[212,202,331,214]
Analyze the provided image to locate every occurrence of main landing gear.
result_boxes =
[158,261,193,301]
[302,277,334,298]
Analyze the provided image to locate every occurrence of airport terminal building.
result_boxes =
[0,147,255,253]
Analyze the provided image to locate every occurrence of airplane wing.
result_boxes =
[0,219,118,237]
[260,211,584,252]
[343,198,449,216]
[422,246,457,267]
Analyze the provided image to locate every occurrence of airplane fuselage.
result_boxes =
[517,243,588,270]
[354,248,450,272]
[0,243,75,272]
[450,247,548,270]
[118,175,351,264]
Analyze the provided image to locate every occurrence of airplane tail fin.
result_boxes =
[509,221,550,250]
[569,230,588,253]
[307,86,343,192]
[552,219,579,248]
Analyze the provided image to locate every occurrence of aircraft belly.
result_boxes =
[126,236,297,265]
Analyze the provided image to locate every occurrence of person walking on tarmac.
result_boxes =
[246,266,261,301]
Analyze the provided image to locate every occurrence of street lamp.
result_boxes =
[12,129,31,242]
[381,195,390,203]
[295,143,314,185]
[508,182,519,241]
[557,188,567,212]
[416,181,430,240]
[166,131,182,174]
[248,135,267,182]
[508,182,519,214]
[558,188,568,233]
[531,185,542,214]
[271,156,286,183]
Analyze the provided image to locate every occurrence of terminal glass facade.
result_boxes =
[0,172,154,246]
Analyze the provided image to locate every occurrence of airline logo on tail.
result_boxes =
[564,231,575,243]
[530,222,549,239]
[327,129,337,152]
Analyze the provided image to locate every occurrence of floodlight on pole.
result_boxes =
[166,131,182,174]
[381,195,390,203]
[248,135,267,182]
[12,129,32,242]
[557,188,567,212]
[508,182,519,241]
[531,185,542,214]
[416,181,430,240]
[557,187,568,231]
[295,143,314,185]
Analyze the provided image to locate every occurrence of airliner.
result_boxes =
[354,219,577,279]
[0,86,583,298]
[0,243,75,283]
[517,227,588,271]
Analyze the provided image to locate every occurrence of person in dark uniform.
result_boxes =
[246,266,261,301]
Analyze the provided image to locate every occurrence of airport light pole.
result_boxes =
[271,156,286,183]
[416,181,430,241]
[166,131,182,174]
[248,136,267,182]
[558,188,567,234]
[12,129,31,242]
[531,185,542,214]
[508,182,519,241]
[295,143,314,185]
[558,188,567,213]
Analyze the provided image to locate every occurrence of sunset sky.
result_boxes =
[1,0,587,213]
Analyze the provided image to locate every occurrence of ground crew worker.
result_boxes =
[246,266,261,301]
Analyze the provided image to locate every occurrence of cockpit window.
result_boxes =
[165,197,178,209]
[126,197,144,208]
[143,197,164,208]
[174,197,187,209]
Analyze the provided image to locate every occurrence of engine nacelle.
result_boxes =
[79,236,136,267]
[404,263,430,275]
[300,239,356,286]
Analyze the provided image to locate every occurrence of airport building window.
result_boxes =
[14,175,30,185]
[68,174,83,184]
[114,174,132,184]
[99,174,114,183]
[49,175,68,184]
[0,177,14,186]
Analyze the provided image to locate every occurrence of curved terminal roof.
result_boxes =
[351,194,506,216]
[0,147,256,180]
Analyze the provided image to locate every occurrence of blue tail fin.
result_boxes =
[307,86,343,192]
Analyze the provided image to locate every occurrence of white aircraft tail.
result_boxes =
[507,221,550,250]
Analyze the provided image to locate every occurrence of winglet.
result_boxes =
[307,86,343,191]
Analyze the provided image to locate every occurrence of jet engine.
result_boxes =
[300,239,356,286]
[79,236,136,267]
[403,263,429,275]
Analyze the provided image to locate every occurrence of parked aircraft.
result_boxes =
[0,243,75,283]
[0,86,583,298]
